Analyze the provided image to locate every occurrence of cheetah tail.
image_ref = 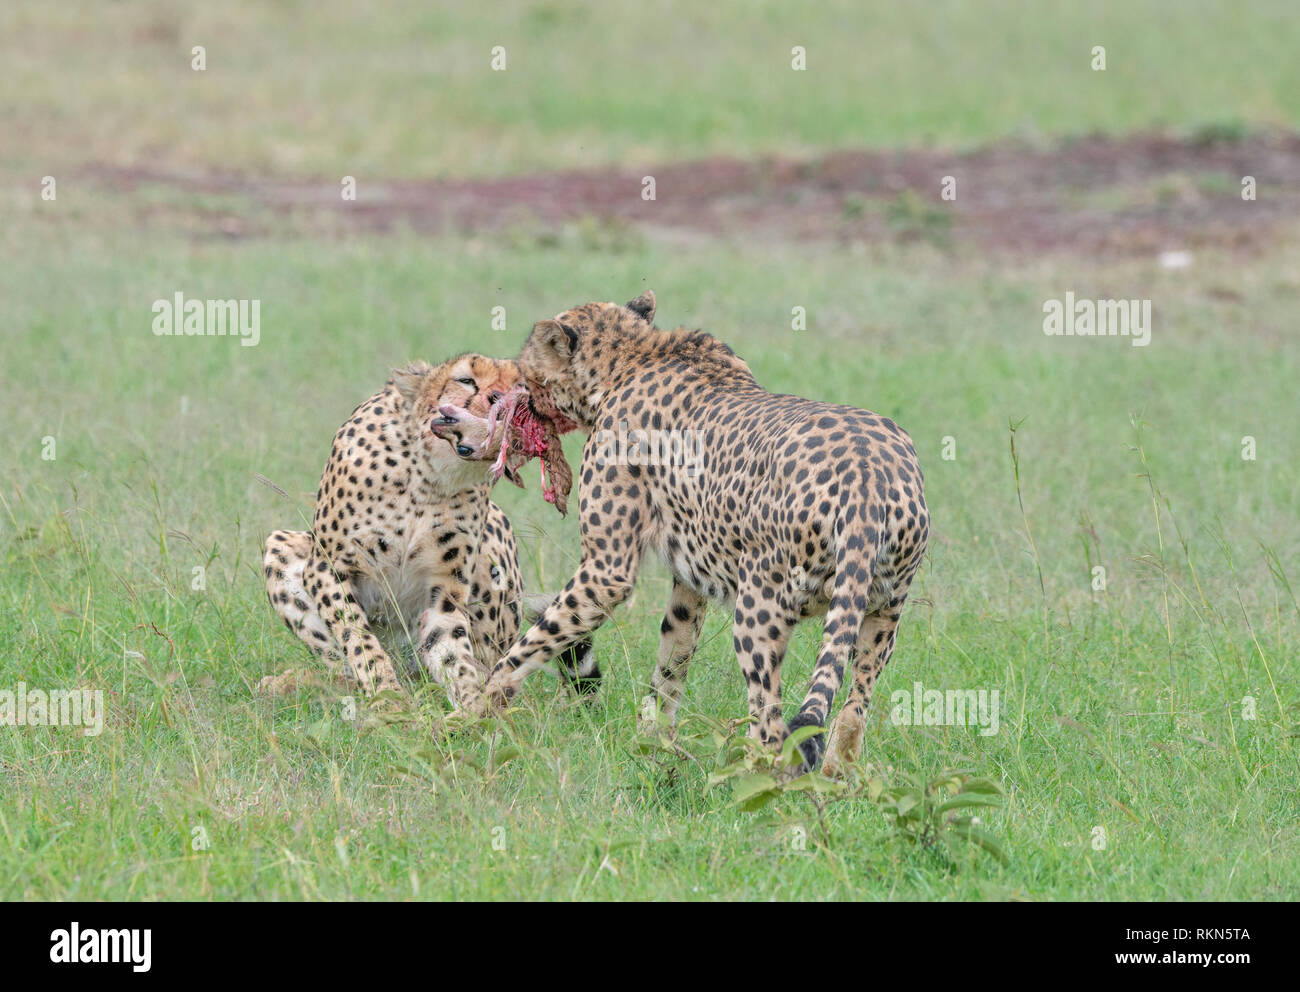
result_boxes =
[788,523,880,771]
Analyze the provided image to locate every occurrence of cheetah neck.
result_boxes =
[418,449,495,501]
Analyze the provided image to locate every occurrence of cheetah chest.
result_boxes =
[349,505,481,628]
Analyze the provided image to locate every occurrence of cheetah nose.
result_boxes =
[489,390,504,404]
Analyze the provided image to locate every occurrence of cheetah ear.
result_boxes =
[391,361,432,407]
[626,290,656,323]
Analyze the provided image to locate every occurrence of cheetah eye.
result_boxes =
[455,377,476,387]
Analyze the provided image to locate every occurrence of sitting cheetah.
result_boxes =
[455,293,928,774]
[261,354,596,710]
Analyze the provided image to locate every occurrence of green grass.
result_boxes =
[2,214,1297,899]
[3,0,1299,179]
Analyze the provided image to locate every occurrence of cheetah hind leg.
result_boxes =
[262,529,354,696]
[823,552,919,778]
[822,611,900,778]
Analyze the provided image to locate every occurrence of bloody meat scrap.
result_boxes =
[441,383,575,515]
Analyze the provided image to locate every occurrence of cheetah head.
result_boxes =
[518,290,656,431]
[391,353,521,465]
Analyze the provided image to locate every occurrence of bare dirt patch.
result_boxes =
[71,130,1299,256]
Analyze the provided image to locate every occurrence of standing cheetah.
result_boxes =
[261,354,596,710]
[451,293,928,774]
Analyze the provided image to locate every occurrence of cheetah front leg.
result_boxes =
[304,549,407,701]
[415,587,487,712]
[732,578,797,750]
[261,529,346,694]
[477,557,640,715]
[475,457,648,715]
[638,578,708,733]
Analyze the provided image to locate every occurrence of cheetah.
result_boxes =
[261,354,596,711]
[449,292,928,775]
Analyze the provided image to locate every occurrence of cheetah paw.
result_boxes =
[257,669,313,697]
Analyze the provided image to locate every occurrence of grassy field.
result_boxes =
[2,214,1297,899]
[2,0,1298,900]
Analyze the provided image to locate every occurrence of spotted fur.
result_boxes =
[261,354,597,709]
[475,292,928,775]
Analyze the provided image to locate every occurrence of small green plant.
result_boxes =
[672,716,1010,864]
[874,769,1009,864]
